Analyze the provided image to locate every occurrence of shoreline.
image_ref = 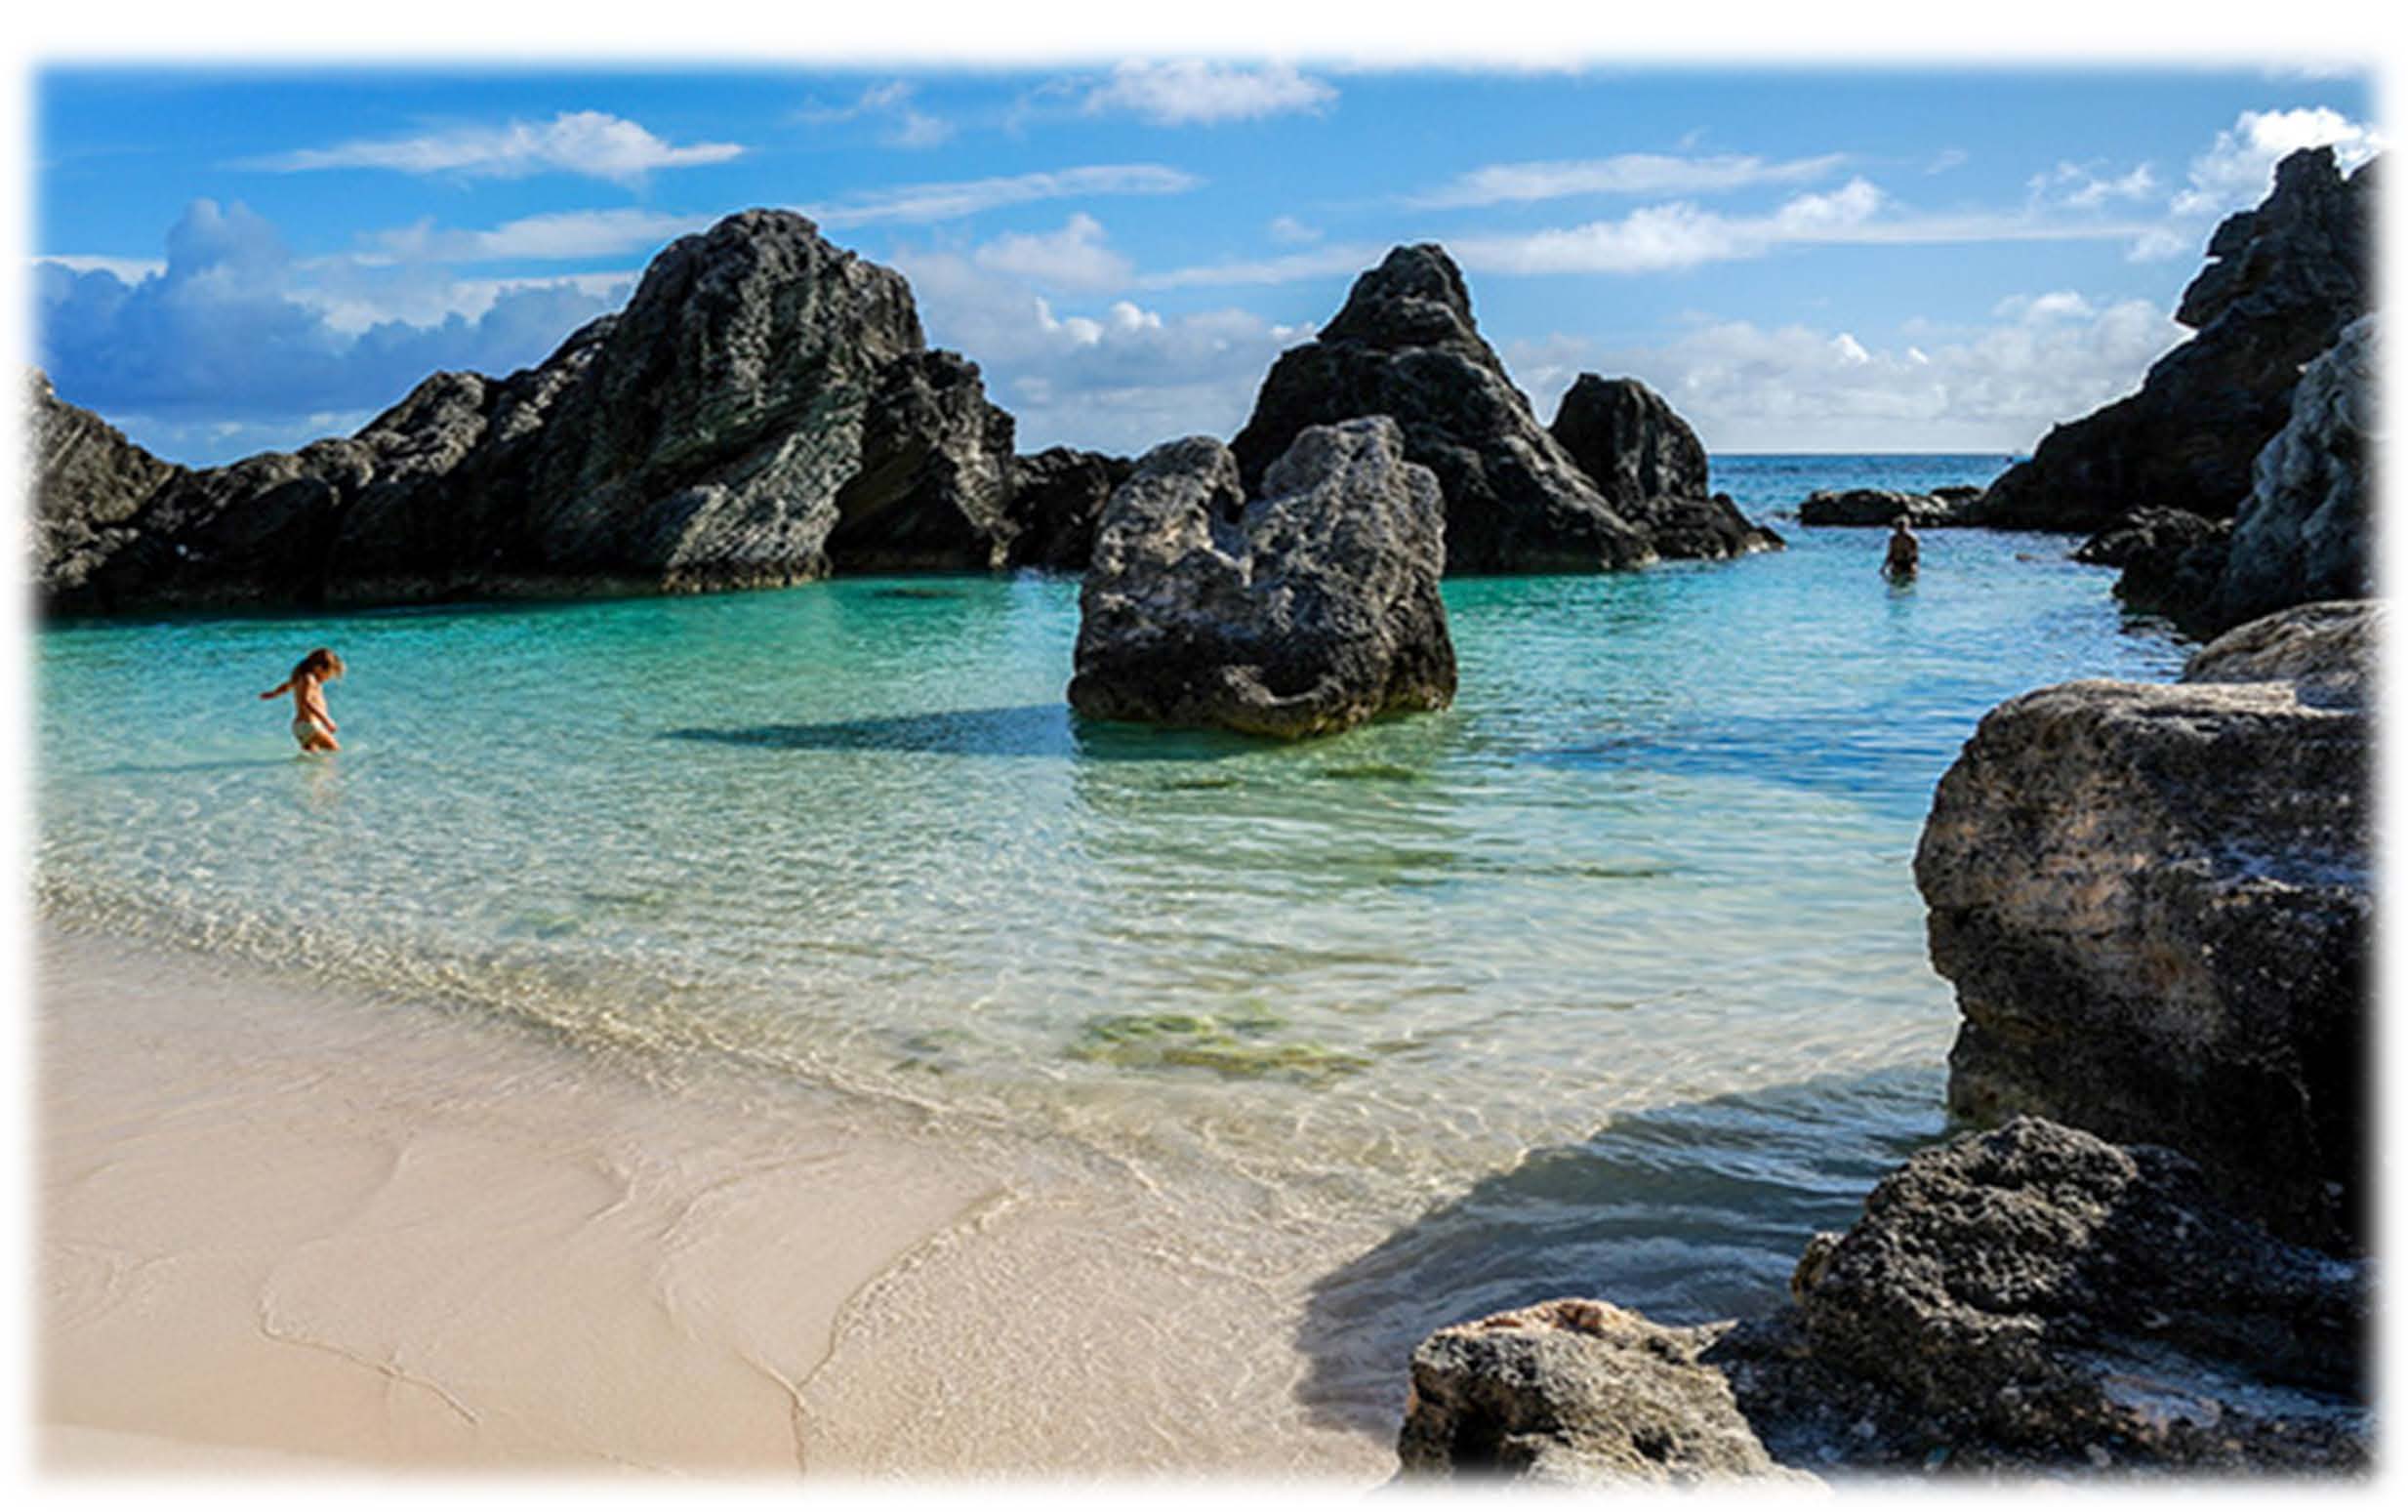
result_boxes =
[32,922,1392,1479]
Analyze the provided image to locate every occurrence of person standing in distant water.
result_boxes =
[261,648,345,753]
[1883,516,1921,583]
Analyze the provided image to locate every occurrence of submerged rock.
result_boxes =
[1068,417,1454,739]
[1547,375,1780,559]
[1798,487,1981,528]
[1229,245,1657,573]
[1975,147,2374,532]
[1915,601,2374,1251]
[33,210,1026,613]
[1396,1119,2370,1484]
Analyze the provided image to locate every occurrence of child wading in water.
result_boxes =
[262,648,346,752]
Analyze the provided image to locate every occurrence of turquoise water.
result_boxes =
[35,455,2186,1368]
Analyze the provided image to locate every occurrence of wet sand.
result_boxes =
[33,927,1392,1480]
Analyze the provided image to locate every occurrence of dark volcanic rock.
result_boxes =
[1228,245,1656,573]
[1798,487,1980,528]
[1002,446,1133,571]
[26,369,184,602]
[1547,374,1780,559]
[1975,147,2374,532]
[32,210,1025,613]
[2073,507,2225,568]
[1914,602,2374,1251]
[1396,1119,2370,1484]
[1068,417,1454,739]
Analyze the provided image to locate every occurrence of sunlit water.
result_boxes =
[36,455,2189,1410]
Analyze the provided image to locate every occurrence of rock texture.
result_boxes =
[1231,245,1776,573]
[25,369,183,603]
[1974,147,2374,532]
[1001,446,1133,571]
[1915,601,2375,1251]
[2073,507,2226,569]
[1068,417,1454,739]
[1546,375,1780,559]
[1397,1119,2370,1484]
[31,211,1049,613]
[1798,487,1982,528]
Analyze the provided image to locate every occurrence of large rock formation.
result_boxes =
[1798,487,1981,528]
[1914,600,2375,1252]
[28,211,1080,613]
[25,369,183,603]
[1067,417,1454,739]
[1546,375,1780,559]
[1975,147,2374,533]
[1398,1118,2370,1484]
[1229,245,1775,573]
[1001,446,1134,571]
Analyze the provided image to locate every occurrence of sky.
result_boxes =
[27,64,2384,466]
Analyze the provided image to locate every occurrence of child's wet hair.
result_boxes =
[292,647,346,681]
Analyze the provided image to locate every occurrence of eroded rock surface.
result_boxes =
[1002,446,1134,571]
[1975,147,2374,532]
[1546,375,1779,559]
[1068,417,1454,738]
[1914,602,2374,1250]
[1798,487,1982,528]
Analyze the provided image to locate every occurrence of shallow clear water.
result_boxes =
[35,455,2187,1367]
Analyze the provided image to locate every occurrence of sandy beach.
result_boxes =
[32,926,1392,1479]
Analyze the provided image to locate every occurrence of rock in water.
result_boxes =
[2073,506,2227,568]
[1068,417,1454,739]
[24,369,184,603]
[32,210,1025,613]
[1914,601,2375,1251]
[2203,315,2376,633]
[1228,246,1656,573]
[1002,446,1134,571]
[1797,487,1979,527]
[1547,374,1780,558]
[1975,147,2374,532]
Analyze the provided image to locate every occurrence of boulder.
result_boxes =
[1228,245,1656,573]
[25,369,184,602]
[32,210,1025,613]
[1002,446,1134,571]
[1395,1119,2370,1484]
[1067,417,1454,739]
[1547,374,1780,559]
[2073,507,2225,568]
[1975,147,2374,532]
[1914,601,2375,1251]
[1798,487,1980,528]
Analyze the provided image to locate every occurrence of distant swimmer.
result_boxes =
[1883,516,1920,583]
[261,647,346,753]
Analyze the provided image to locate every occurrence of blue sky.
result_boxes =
[30,64,2382,464]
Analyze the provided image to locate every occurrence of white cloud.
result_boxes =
[1267,215,1323,245]
[28,254,166,283]
[2171,106,2384,216]
[366,208,709,264]
[1082,61,1336,126]
[795,80,955,149]
[1449,178,1889,274]
[239,110,744,186]
[801,164,1203,228]
[1503,295,2186,452]
[1409,151,1845,208]
[972,214,1132,292]
[2026,160,2158,211]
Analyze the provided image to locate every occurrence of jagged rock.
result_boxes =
[2074,507,2224,568]
[1067,417,1454,739]
[1229,245,1656,573]
[1398,1300,1807,1484]
[1798,487,1980,527]
[1002,446,1133,571]
[1976,147,2374,532]
[2202,315,2376,633]
[1396,1119,2370,1484]
[25,369,184,600]
[1547,375,1780,559]
[32,210,1025,612]
[1914,602,2374,1251]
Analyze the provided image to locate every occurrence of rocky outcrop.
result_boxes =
[32,211,1031,613]
[2073,507,2225,568]
[1798,487,1982,528]
[1974,147,2374,532]
[1229,246,1658,573]
[25,369,184,602]
[1067,416,1454,739]
[1397,1119,2370,1484]
[1914,601,2375,1252]
[1002,446,1133,571]
[1546,374,1779,559]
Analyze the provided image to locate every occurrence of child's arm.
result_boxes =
[260,678,292,700]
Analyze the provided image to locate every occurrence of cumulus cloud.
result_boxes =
[1449,178,1889,274]
[2171,106,2384,216]
[891,245,1306,455]
[34,199,627,461]
[972,214,1132,292]
[1082,61,1336,126]
[238,110,744,186]
[366,207,709,264]
[1409,152,1846,208]
[1504,295,2185,452]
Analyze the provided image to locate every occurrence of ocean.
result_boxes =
[33,454,2191,1443]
